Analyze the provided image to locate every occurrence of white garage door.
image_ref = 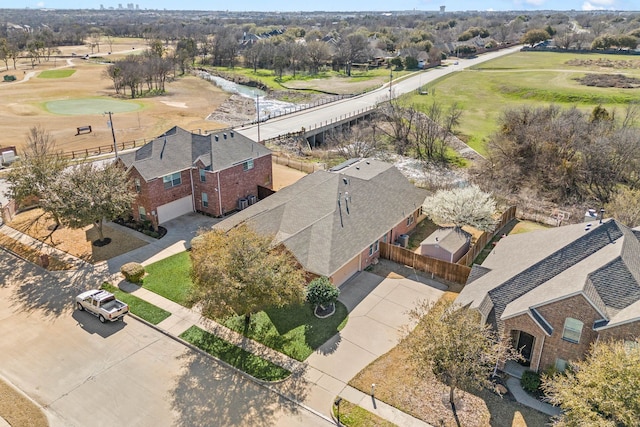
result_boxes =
[333,255,361,287]
[157,195,193,224]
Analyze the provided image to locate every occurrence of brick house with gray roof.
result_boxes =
[118,126,272,229]
[215,158,427,286]
[456,219,640,372]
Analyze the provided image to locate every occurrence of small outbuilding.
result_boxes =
[420,227,471,263]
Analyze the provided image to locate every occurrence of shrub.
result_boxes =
[306,277,340,309]
[121,262,145,284]
[521,370,541,393]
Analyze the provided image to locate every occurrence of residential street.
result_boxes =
[0,249,333,427]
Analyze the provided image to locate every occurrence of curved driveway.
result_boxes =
[236,45,522,142]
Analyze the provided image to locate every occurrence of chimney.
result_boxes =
[599,208,605,224]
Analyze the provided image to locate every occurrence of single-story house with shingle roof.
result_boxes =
[118,126,272,229]
[420,227,471,263]
[215,158,428,286]
[456,219,640,372]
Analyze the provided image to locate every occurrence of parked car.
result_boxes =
[76,289,129,323]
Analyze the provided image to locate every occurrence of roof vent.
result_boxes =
[215,135,219,141]
[585,223,593,231]
[230,131,234,138]
[223,133,227,139]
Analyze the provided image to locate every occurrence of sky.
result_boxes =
[7,0,639,12]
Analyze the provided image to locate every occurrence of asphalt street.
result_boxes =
[0,249,333,427]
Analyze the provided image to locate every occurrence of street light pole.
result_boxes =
[105,111,118,158]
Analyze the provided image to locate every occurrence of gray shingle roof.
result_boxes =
[119,126,270,182]
[456,219,640,332]
[420,227,471,254]
[216,158,427,278]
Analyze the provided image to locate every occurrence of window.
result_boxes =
[382,234,388,243]
[135,178,141,193]
[243,159,254,171]
[406,214,414,226]
[202,192,208,208]
[369,240,379,256]
[199,168,206,182]
[163,172,181,189]
[562,318,583,343]
[555,358,567,372]
[138,206,147,221]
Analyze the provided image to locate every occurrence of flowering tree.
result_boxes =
[422,185,496,232]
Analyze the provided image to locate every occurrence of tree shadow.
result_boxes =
[170,350,310,427]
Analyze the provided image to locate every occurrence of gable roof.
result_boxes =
[457,219,640,332]
[119,126,270,182]
[215,158,427,278]
[421,227,471,254]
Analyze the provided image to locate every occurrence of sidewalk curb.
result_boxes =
[126,312,336,426]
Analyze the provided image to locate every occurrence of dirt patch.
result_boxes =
[272,162,307,191]
[8,208,148,263]
[0,378,48,427]
[0,39,230,155]
[206,94,256,127]
[566,58,640,69]
[575,73,640,88]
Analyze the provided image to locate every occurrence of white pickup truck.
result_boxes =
[76,289,129,323]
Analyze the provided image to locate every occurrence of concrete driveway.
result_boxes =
[302,271,445,417]
[0,250,332,427]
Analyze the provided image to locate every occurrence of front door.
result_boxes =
[516,331,535,367]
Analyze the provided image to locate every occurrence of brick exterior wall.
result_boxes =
[598,320,640,342]
[504,294,604,372]
[127,153,272,228]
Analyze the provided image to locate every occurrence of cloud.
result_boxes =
[524,0,547,6]
[37,1,45,6]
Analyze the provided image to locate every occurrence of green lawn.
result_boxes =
[223,302,349,361]
[143,251,193,307]
[101,283,171,325]
[180,326,291,381]
[143,252,349,360]
[404,51,640,156]
[38,69,76,78]
[332,398,397,427]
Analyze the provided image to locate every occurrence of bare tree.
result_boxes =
[378,100,417,155]
[413,101,462,161]
[326,123,381,158]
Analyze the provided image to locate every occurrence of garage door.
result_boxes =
[157,195,193,224]
[332,255,361,287]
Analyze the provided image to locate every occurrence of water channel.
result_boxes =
[197,71,303,120]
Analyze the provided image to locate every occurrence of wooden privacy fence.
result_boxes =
[379,242,471,285]
[456,206,517,267]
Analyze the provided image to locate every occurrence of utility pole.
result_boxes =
[105,111,118,158]
[389,70,393,100]
[256,95,261,143]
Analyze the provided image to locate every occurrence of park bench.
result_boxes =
[76,126,92,135]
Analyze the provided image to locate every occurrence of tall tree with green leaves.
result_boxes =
[190,225,306,325]
[41,162,135,244]
[405,299,518,411]
[542,339,640,426]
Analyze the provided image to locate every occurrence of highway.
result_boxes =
[235,45,522,142]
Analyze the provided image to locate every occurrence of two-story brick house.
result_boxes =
[456,219,640,372]
[118,126,272,229]
[215,158,427,286]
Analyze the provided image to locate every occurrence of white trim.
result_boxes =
[216,171,223,217]
[534,334,545,372]
[594,315,640,331]
[502,290,608,322]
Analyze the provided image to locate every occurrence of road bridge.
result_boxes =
[235,45,522,145]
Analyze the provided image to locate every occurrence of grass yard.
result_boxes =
[143,251,349,360]
[179,325,291,381]
[332,398,397,427]
[101,283,171,325]
[0,233,71,270]
[405,51,640,155]
[223,301,349,361]
[143,251,193,307]
[38,69,76,78]
[0,378,48,427]
[349,334,550,427]
[8,208,148,263]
